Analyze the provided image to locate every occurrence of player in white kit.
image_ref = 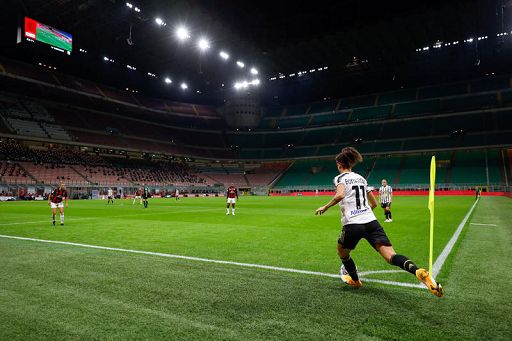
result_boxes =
[315,147,443,297]
[107,188,114,204]
[379,179,393,222]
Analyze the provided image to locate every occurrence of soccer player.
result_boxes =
[226,185,238,215]
[379,179,393,222]
[175,188,180,201]
[107,187,114,205]
[48,182,68,226]
[133,188,142,205]
[142,185,149,208]
[315,147,443,297]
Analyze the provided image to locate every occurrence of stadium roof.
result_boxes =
[1,0,510,104]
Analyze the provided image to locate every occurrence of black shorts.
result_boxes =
[142,195,148,199]
[338,220,392,250]
[381,202,391,209]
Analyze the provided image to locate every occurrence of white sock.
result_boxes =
[226,208,229,213]
[60,214,64,224]
[232,209,235,214]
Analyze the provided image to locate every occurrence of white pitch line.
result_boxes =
[432,198,479,278]
[0,234,423,289]
[470,222,497,226]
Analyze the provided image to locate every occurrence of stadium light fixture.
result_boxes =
[155,18,166,26]
[197,38,210,51]
[250,67,258,75]
[180,82,188,90]
[164,77,172,84]
[126,2,133,8]
[175,27,190,41]
[251,79,260,86]
[134,7,140,13]
[236,61,245,68]
[219,51,230,60]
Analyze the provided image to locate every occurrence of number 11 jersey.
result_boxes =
[333,172,377,226]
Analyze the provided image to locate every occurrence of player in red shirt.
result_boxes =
[226,185,238,215]
[48,182,68,226]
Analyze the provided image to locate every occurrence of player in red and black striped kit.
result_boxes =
[48,182,68,226]
[226,185,238,215]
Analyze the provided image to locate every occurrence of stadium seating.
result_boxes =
[0,161,34,184]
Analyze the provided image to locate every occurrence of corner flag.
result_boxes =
[428,156,436,274]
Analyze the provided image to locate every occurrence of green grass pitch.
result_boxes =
[0,196,511,339]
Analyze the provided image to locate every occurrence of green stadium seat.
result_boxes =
[367,156,401,186]
[432,113,486,134]
[264,131,304,148]
[402,136,455,151]
[239,150,263,159]
[451,151,488,184]
[300,127,342,145]
[340,123,382,142]
[309,100,338,114]
[267,106,284,117]
[351,105,392,121]
[470,76,510,92]
[398,155,431,184]
[500,89,512,105]
[309,112,349,125]
[442,93,497,111]
[286,104,309,116]
[394,99,441,117]
[227,133,264,148]
[380,119,432,139]
[275,116,311,128]
[487,150,502,184]
[378,88,417,104]
[369,140,404,153]
[338,95,376,109]
[418,82,468,99]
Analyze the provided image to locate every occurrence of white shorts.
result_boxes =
[227,198,236,204]
[50,202,64,209]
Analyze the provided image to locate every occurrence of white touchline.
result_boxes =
[432,198,480,278]
[470,222,497,226]
[0,234,422,289]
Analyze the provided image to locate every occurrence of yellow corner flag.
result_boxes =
[428,156,436,274]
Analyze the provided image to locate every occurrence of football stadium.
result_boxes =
[0,0,511,339]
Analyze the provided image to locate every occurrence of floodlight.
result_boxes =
[197,38,210,51]
[155,18,165,26]
[164,77,172,84]
[126,2,133,8]
[251,79,260,86]
[176,27,190,41]
[181,82,188,90]
[219,51,230,60]
[236,61,245,68]
[250,67,258,75]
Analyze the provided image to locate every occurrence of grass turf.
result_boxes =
[0,195,511,339]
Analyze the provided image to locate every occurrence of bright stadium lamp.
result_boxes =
[251,79,260,86]
[176,27,190,41]
[197,38,210,51]
[164,77,172,84]
[155,18,165,26]
[219,51,230,60]
[250,67,258,75]
[126,2,133,9]
[236,61,245,68]
[180,82,188,90]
